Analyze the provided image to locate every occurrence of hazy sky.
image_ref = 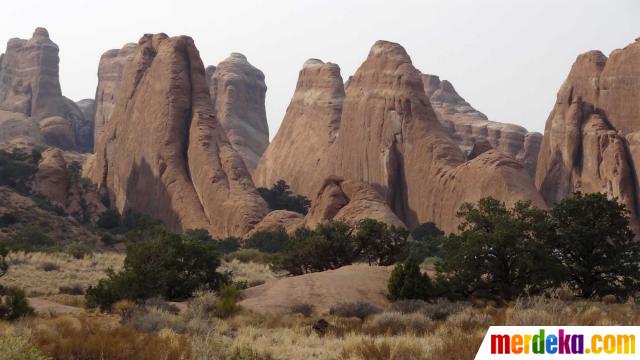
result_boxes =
[1,0,637,136]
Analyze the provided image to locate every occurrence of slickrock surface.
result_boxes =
[244,210,304,238]
[422,74,542,177]
[208,53,269,174]
[303,177,405,229]
[240,264,392,314]
[93,43,137,151]
[256,41,545,232]
[92,33,268,237]
[253,59,344,197]
[536,39,640,225]
[0,28,80,150]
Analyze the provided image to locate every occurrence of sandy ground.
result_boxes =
[28,297,84,315]
[240,264,392,315]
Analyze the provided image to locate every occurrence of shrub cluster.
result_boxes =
[0,148,41,194]
[257,180,311,215]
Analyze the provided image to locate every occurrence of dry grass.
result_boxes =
[219,259,278,287]
[0,251,124,297]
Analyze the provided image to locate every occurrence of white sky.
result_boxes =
[1,0,637,136]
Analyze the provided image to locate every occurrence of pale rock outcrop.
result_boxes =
[244,210,304,238]
[0,28,79,150]
[422,74,542,177]
[536,39,640,225]
[256,41,545,233]
[92,33,268,237]
[208,53,269,174]
[93,43,137,151]
[253,59,344,195]
[303,177,405,229]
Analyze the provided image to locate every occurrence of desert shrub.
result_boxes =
[29,315,192,360]
[340,338,425,360]
[257,180,311,214]
[0,149,40,194]
[185,290,218,321]
[275,221,356,275]
[363,311,432,335]
[57,284,84,296]
[0,212,18,228]
[216,236,241,254]
[214,284,241,318]
[113,299,137,321]
[0,241,8,278]
[330,301,382,320]
[86,230,226,310]
[64,242,93,259]
[244,227,290,253]
[547,192,640,299]
[388,259,432,301]
[30,195,64,216]
[224,248,272,264]
[130,306,187,334]
[408,222,444,262]
[0,332,49,360]
[6,227,55,252]
[37,262,60,272]
[290,302,315,317]
[0,286,34,320]
[355,219,409,265]
[97,209,121,229]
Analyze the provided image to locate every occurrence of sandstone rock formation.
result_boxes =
[34,148,106,221]
[74,99,96,153]
[92,33,268,237]
[536,38,640,225]
[244,210,304,238]
[208,53,269,174]
[93,43,137,151]
[256,41,545,233]
[0,28,80,151]
[303,177,405,229]
[422,74,542,177]
[253,59,344,196]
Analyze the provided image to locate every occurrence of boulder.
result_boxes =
[208,53,269,174]
[244,210,304,238]
[92,33,268,237]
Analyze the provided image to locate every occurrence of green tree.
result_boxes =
[257,180,311,214]
[408,222,444,262]
[355,219,409,265]
[547,192,640,298]
[244,227,290,253]
[388,259,432,301]
[437,197,559,300]
[86,230,226,310]
[274,221,356,275]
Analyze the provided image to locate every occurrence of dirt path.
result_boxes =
[28,298,84,316]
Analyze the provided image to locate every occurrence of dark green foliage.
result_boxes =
[216,237,241,254]
[31,194,64,216]
[6,226,55,252]
[329,301,382,320]
[223,249,272,264]
[408,222,444,261]
[214,284,241,318]
[274,221,356,275]
[388,259,432,301]
[0,148,41,194]
[86,230,226,310]
[244,227,290,253]
[184,228,213,242]
[547,192,640,299]
[355,219,409,265]
[0,213,18,228]
[257,180,311,215]
[97,209,121,230]
[0,241,8,278]
[0,286,34,320]
[65,242,93,259]
[437,198,560,300]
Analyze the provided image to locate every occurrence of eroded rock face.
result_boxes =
[93,43,137,151]
[256,41,545,233]
[75,99,96,153]
[208,53,269,174]
[303,177,405,229]
[536,39,640,225]
[422,74,542,177]
[0,28,78,150]
[253,59,344,195]
[92,33,268,237]
[244,210,304,238]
